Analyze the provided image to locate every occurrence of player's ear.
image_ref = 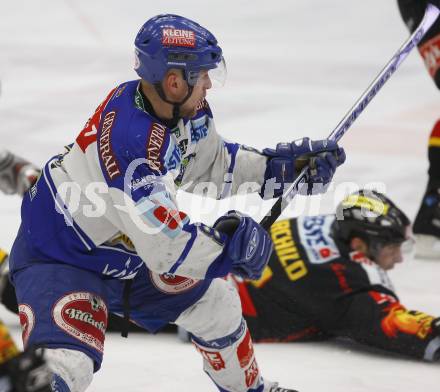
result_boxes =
[163,69,185,98]
[350,237,368,253]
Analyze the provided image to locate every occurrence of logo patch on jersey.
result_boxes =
[298,216,340,264]
[194,345,225,371]
[136,192,189,239]
[52,292,108,353]
[162,28,196,48]
[190,117,209,143]
[150,272,200,294]
[245,358,260,388]
[147,123,167,171]
[246,228,259,260]
[99,111,121,180]
[153,205,187,230]
[419,35,440,78]
[319,247,333,259]
[237,329,255,368]
[19,304,35,348]
[164,143,182,171]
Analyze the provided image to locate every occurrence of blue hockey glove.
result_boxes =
[213,211,273,280]
[261,137,345,198]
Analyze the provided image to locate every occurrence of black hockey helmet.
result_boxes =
[334,189,411,247]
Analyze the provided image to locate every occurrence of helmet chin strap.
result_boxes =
[154,82,194,126]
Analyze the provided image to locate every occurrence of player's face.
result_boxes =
[374,243,404,270]
[179,70,212,117]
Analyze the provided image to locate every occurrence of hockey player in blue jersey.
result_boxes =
[8,14,345,392]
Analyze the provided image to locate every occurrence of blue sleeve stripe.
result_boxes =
[220,142,240,199]
[168,224,198,275]
[43,161,94,251]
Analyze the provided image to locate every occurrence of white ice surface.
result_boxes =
[0,0,439,391]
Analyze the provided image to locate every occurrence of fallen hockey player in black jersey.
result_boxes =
[230,190,440,361]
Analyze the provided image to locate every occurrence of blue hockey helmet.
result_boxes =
[134,14,226,87]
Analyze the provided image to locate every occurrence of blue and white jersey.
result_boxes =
[18,80,267,280]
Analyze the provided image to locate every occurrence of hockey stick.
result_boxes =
[260,3,440,230]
